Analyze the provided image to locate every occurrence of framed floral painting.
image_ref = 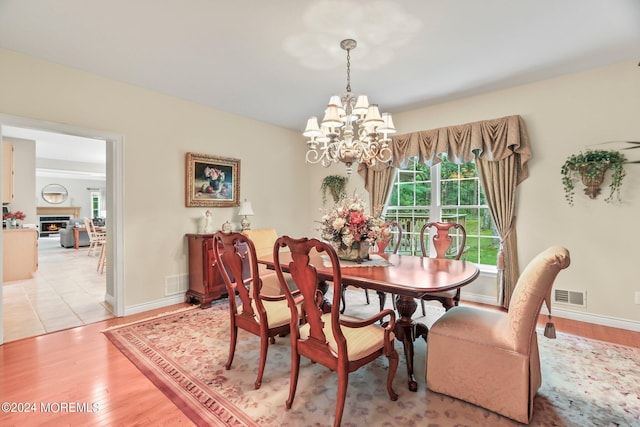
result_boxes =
[185,153,240,207]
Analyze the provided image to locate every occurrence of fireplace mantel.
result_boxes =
[37,206,81,218]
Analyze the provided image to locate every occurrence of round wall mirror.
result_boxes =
[41,184,68,204]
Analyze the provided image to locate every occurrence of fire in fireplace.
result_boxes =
[39,215,71,237]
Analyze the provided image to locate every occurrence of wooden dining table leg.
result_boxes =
[394,295,429,392]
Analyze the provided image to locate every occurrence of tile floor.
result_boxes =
[2,235,112,342]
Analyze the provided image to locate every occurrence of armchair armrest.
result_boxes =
[340,308,396,330]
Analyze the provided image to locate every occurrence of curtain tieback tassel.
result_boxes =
[497,248,505,270]
[544,315,556,339]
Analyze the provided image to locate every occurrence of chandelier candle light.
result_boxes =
[303,39,395,176]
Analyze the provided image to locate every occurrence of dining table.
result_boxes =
[258,251,480,392]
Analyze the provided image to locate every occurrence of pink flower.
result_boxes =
[349,211,366,225]
[3,211,26,220]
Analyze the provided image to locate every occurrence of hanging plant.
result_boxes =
[561,149,626,206]
[321,175,347,204]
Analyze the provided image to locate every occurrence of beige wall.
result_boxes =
[387,60,640,326]
[1,47,638,329]
[0,48,308,308]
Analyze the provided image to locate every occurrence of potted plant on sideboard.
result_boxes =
[561,149,626,206]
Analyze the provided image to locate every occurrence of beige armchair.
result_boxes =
[426,246,571,424]
[243,228,293,296]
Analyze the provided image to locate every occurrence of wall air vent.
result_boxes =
[554,289,586,307]
[165,274,189,296]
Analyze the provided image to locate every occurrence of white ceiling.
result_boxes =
[0,0,639,135]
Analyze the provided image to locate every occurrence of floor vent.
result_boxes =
[165,274,189,296]
[554,289,586,307]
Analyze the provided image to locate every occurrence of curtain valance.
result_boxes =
[373,114,532,185]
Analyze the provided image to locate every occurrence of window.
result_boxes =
[384,155,500,268]
[90,191,102,219]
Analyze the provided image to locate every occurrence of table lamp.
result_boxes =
[238,199,254,231]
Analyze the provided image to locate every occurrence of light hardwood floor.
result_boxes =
[0,296,638,425]
[2,235,112,342]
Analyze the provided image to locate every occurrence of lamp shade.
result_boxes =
[353,95,369,115]
[238,199,254,216]
[303,117,321,137]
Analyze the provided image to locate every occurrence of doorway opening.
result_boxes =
[0,114,124,344]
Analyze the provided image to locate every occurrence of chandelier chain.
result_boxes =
[345,47,352,93]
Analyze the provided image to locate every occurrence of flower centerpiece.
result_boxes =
[3,210,26,228]
[319,193,385,263]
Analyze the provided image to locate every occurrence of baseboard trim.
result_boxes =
[461,292,498,306]
[541,305,640,333]
[462,292,640,332]
[123,294,189,317]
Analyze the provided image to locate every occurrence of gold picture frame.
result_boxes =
[185,153,240,207]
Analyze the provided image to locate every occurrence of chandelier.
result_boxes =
[303,39,395,176]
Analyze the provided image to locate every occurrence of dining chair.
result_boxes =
[212,231,299,389]
[373,221,403,312]
[340,221,404,314]
[418,221,467,315]
[83,217,106,257]
[426,246,570,423]
[273,235,399,427]
[97,241,107,274]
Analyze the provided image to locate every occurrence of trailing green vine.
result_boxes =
[321,175,347,204]
[561,149,626,206]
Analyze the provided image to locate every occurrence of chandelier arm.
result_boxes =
[306,147,331,165]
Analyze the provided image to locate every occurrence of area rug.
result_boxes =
[104,290,640,426]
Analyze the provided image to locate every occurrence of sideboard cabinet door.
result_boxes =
[185,234,226,308]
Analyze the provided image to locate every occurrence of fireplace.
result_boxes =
[39,215,71,237]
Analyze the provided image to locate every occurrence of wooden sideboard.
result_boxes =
[186,234,227,308]
[3,228,38,282]
[185,233,250,308]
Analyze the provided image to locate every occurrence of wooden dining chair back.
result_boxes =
[273,236,399,427]
[212,231,295,389]
[373,221,403,311]
[419,221,467,311]
[83,217,106,257]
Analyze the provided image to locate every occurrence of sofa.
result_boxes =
[59,220,90,248]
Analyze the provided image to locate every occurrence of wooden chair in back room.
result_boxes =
[83,217,106,257]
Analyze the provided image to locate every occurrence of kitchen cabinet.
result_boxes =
[3,228,38,282]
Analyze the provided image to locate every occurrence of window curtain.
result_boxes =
[358,115,532,308]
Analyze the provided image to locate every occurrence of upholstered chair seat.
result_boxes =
[249,298,295,329]
[426,246,570,424]
[299,313,393,361]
